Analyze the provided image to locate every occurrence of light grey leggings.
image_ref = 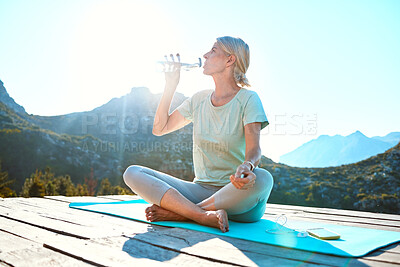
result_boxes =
[123,165,274,222]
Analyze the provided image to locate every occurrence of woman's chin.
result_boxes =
[202,68,213,75]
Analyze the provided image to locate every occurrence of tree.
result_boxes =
[112,185,131,195]
[84,168,98,196]
[97,178,113,195]
[45,180,57,196]
[75,183,89,196]
[21,170,44,197]
[56,175,75,196]
[28,176,45,197]
[40,167,58,196]
[97,178,133,196]
[0,162,16,197]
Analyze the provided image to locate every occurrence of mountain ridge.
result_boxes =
[280,130,400,167]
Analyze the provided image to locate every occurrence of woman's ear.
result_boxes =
[226,54,236,68]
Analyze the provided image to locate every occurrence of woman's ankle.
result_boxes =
[196,197,217,211]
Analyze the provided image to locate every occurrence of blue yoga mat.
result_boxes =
[69,199,400,257]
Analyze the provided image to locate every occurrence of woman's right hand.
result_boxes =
[230,163,256,190]
[164,53,181,90]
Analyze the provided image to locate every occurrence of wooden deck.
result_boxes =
[0,195,399,267]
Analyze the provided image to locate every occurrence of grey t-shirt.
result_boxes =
[176,88,269,186]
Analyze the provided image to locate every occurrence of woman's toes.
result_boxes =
[147,204,155,212]
[217,210,229,233]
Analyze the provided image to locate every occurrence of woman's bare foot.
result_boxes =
[145,204,189,222]
[202,210,229,233]
[145,205,229,233]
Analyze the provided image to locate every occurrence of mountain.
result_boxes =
[279,130,399,167]
[372,132,400,146]
[0,80,194,192]
[261,141,400,214]
[29,86,188,139]
[0,80,26,115]
[0,100,123,191]
[26,85,195,180]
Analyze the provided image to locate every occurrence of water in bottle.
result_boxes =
[157,53,202,72]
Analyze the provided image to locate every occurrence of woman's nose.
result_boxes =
[203,52,208,59]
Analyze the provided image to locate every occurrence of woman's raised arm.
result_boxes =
[153,105,190,136]
[152,61,191,136]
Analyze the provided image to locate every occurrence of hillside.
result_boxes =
[0,82,195,192]
[0,101,124,191]
[262,142,400,213]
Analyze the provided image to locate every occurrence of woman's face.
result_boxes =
[202,42,230,75]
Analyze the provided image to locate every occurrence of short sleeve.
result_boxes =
[243,92,269,130]
[176,96,193,121]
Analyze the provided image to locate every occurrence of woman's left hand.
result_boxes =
[230,164,256,190]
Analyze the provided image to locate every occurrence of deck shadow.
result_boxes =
[69,199,399,265]
[120,222,370,266]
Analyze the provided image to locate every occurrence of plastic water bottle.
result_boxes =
[157,53,202,72]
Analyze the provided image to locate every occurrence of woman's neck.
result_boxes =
[212,74,241,99]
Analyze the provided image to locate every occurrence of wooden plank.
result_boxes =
[0,229,37,253]
[0,217,232,266]
[365,249,400,265]
[261,212,400,232]
[5,197,400,265]
[381,243,400,254]
[263,213,400,231]
[0,196,157,241]
[0,229,93,266]
[0,198,323,266]
[267,203,400,221]
[44,239,218,266]
[40,196,400,230]
[93,235,324,267]
[3,197,400,266]
[294,213,400,230]
[0,205,104,239]
[43,195,119,203]
[0,199,317,266]
[265,208,400,229]
[265,205,400,228]
[1,246,94,266]
[127,226,400,267]
[97,195,140,201]
[43,195,400,228]
[0,197,154,237]
[44,195,140,202]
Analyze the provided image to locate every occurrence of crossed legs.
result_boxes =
[123,165,273,232]
[155,187,230,232]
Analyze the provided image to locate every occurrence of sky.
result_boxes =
[0,0,399,162]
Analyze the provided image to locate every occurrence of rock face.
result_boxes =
[280,130,400,167]
[0,80,26,115]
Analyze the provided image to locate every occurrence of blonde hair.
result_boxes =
[216,36,251,87]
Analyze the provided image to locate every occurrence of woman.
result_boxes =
[123,36,273,233]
